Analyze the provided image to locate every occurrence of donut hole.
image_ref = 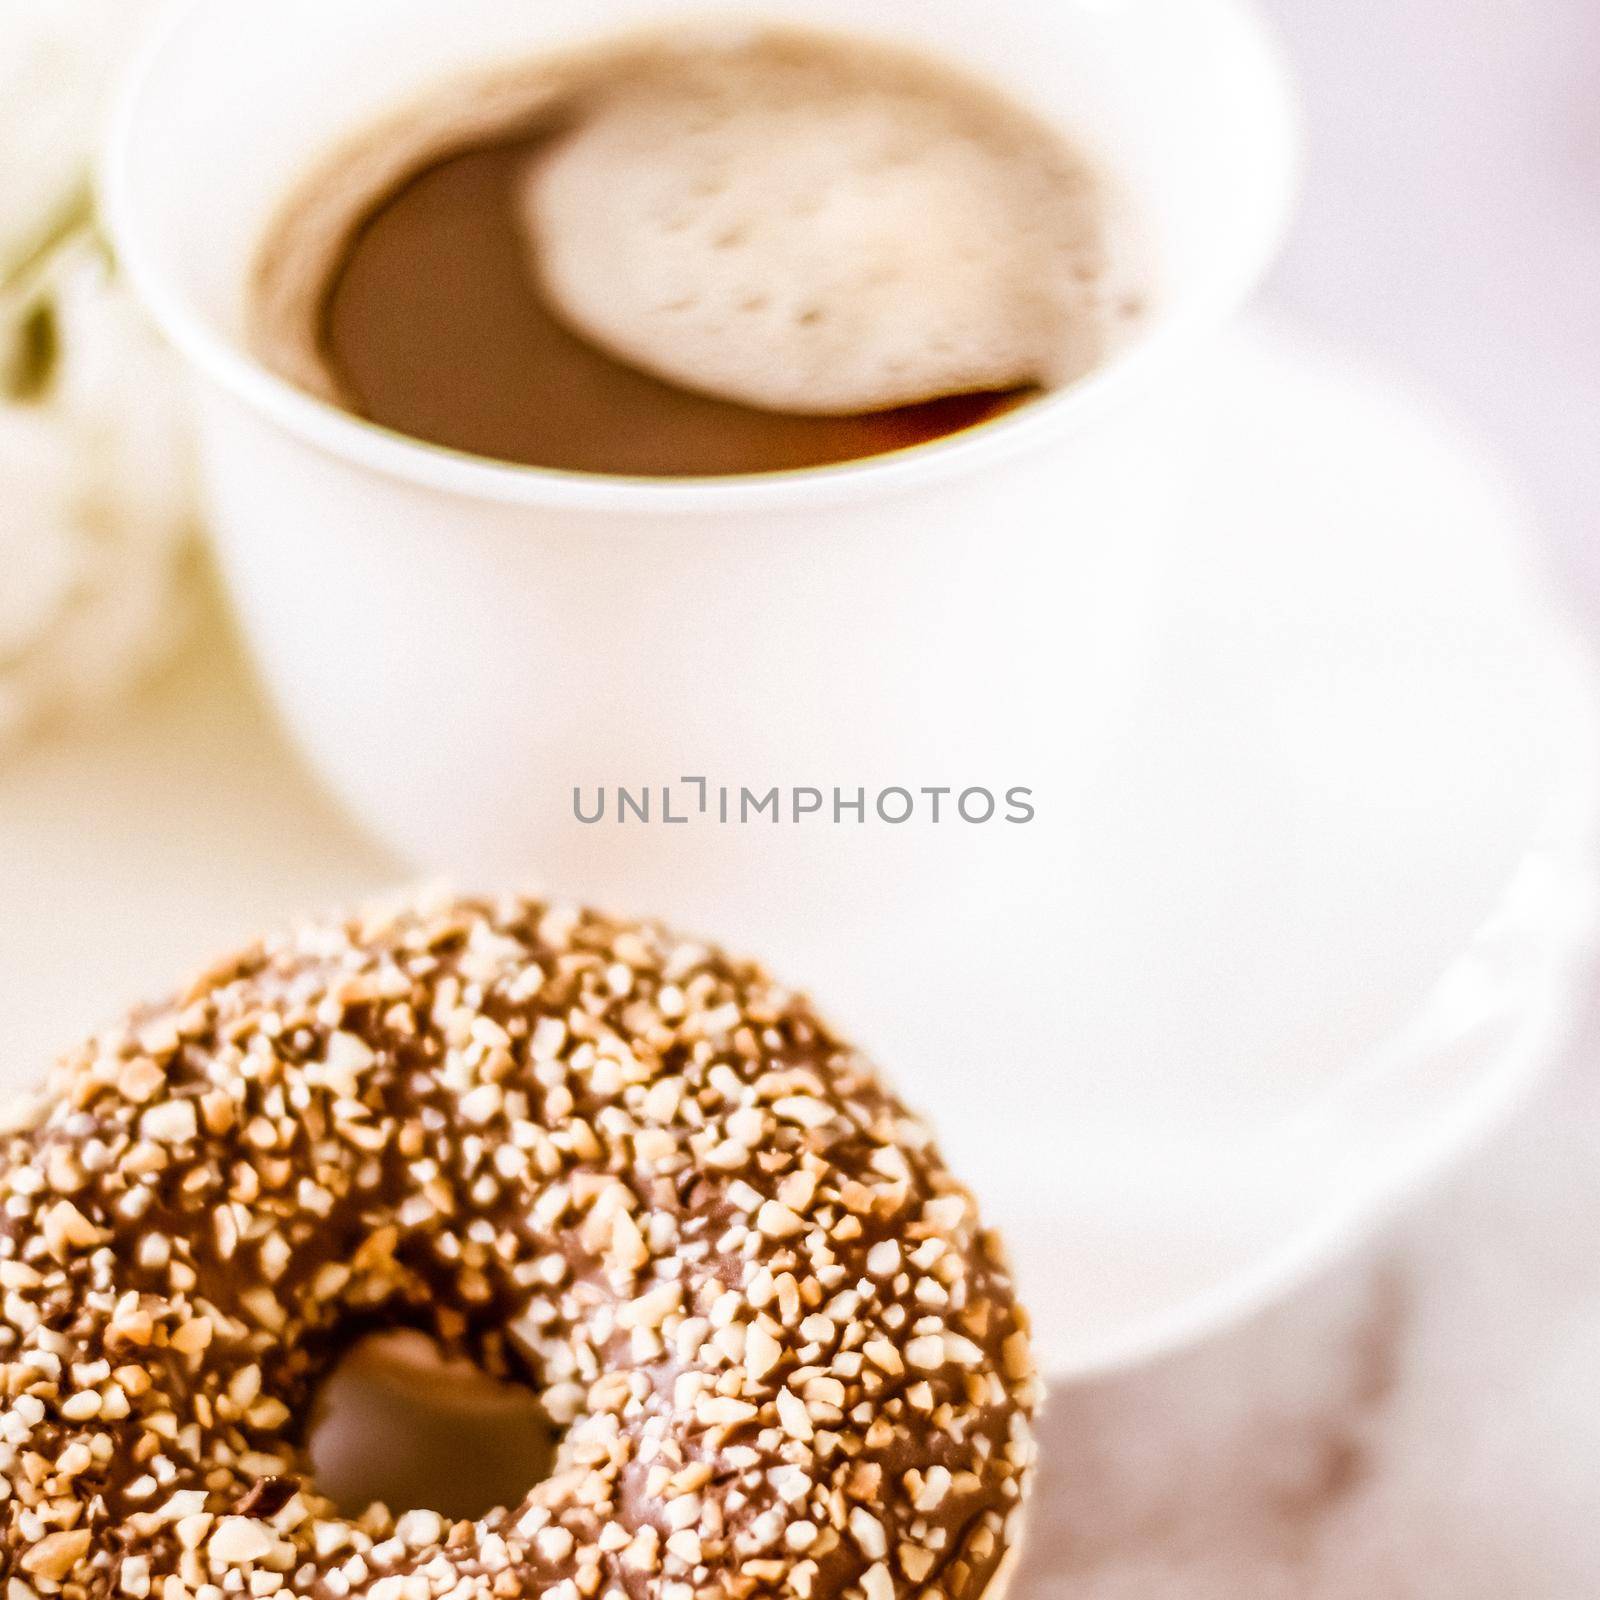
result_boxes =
[307,1330,561,1524]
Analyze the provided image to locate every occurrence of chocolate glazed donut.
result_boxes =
[0,894,1038,1600]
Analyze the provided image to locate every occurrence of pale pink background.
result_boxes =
[1268,0,1600,610]
[1017,3,1600,1591]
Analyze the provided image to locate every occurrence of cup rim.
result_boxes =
[101,0,1300,515]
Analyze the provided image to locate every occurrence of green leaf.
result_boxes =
[5,298,60,403]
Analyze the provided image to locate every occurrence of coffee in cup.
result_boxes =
[251,24,1145,477]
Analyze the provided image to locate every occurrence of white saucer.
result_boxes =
[943,319,1600,1376]
[0,319,1592,1380]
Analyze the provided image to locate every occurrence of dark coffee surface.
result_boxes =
[318,136,1033,477]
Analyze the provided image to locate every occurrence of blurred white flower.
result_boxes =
[0,0,161,271]
[0,0,196,754]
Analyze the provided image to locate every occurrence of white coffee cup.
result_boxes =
[105,0,1296,1141]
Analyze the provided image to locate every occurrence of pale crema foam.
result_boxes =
[522,30,1141,415]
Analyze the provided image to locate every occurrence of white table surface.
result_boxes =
[0,603,395,1072]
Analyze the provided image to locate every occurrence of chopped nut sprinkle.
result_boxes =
[0,894,1038,1600]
